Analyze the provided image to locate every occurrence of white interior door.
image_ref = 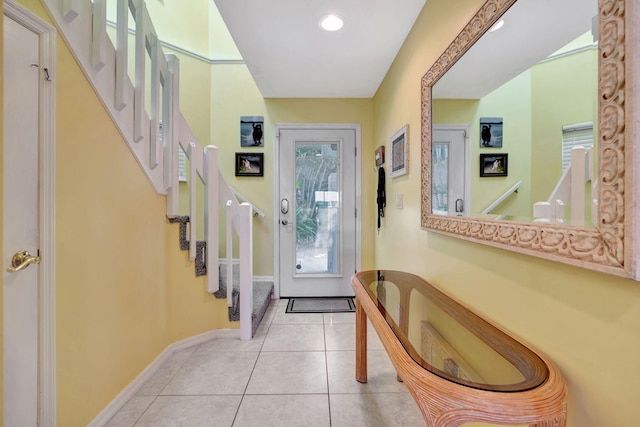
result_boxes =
[3,13,41,425]
[432,126,469,216]
[277,127,358,297]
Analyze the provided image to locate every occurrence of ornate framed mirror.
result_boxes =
[421,0,637,278]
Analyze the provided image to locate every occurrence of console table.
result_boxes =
[352,270,567,427]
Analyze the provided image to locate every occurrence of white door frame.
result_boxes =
[432,124,471,216]
[3,1,57,424]
[273,123,361,299]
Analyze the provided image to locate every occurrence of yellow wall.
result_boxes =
[373,0,640,426]
[531,47,598,203]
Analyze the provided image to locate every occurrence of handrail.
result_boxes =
[231,187,266,218]
[42,0,255,340]
[481,181,522,215]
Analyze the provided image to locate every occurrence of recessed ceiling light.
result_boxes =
[320,14,343,32]
[490,19,505,32]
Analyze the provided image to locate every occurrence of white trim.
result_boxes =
[3,2,57,426]
[105,19,245,65]
[87,329,239,427]
[273,123,362,299]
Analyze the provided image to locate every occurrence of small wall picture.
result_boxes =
[480,153,508,177]
[480,117,503,148]
[389,124,409,178]
[240,116,264,147]
[235,153,264,177]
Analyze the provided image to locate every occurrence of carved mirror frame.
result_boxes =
[421,0,637,278]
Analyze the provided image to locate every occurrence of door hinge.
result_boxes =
[355,208,357,218]
[355,146,357,156]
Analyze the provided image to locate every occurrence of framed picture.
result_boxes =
[235,153,264,177]
[240,116,264,147]
[480,153,508,177]
[479,117,503,148]
[389,124,409,178]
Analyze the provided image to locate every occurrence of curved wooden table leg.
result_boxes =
[355,297,367,383]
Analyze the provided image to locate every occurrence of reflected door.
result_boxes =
[432,126,468,216]
[278,127,357,297]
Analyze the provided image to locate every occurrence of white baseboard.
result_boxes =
[87,329,241,427]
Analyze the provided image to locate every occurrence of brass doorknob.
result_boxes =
[7,250,40,273]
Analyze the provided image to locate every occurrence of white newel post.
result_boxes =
[204,146,220,293]
[570,146,586,226]
[239,203,254,340]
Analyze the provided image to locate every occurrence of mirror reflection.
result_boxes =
[431,0,598,226]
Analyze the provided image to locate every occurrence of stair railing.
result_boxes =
[533,145,595,225]
[43,0,255,339]
[481,181,522,219]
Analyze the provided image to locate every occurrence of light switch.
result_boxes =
[396,194,403,209]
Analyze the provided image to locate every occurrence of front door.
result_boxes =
[432,126,469,216]
[277,126,359,297]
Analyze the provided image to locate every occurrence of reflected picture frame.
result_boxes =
[479,153,508,177]
[235,152,264,177]
[389,124,409,178]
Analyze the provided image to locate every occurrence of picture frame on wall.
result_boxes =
[479,153,508,177]
[240,116,264,147]
[479,117,503,148]
[235,153,264,177]
[389,124,409,178]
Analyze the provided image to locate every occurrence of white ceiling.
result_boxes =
[213,0,427,98]
[432,0,598,99]
[213,0,597,100]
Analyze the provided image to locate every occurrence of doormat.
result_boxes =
[286,297,355,314]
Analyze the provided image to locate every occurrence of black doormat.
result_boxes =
[286,297,355,314]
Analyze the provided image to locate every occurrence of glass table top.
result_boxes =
[353,270,548,392]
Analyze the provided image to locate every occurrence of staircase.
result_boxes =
[41,0,271,339]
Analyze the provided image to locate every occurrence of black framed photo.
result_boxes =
[235,153,264,177]
[479,117,503,148]
[240,116,264,147]
[480,153,508,177]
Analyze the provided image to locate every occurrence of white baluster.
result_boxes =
[114,0,128,111]
[226,200,233,308]
[239,203,254,341]
[133,0,145,143]
[187,142,201,261]
[149,32,160,169]
[91,0,106,71]
[62,0,78,22]
[204,146,220,293]
[165,55,180,215]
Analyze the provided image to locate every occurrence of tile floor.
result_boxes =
[105,298,424,427]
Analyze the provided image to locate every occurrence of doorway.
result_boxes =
[275,125,360,298]
[432,125,470,216]
[3,1,56,424]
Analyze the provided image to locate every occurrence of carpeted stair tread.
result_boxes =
[169,216,273,336]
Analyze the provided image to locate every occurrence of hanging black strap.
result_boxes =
[377,166,386,229]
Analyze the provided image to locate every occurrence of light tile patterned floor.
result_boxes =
[105,299,424,427]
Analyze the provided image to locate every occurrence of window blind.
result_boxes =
[562,122,593,171]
